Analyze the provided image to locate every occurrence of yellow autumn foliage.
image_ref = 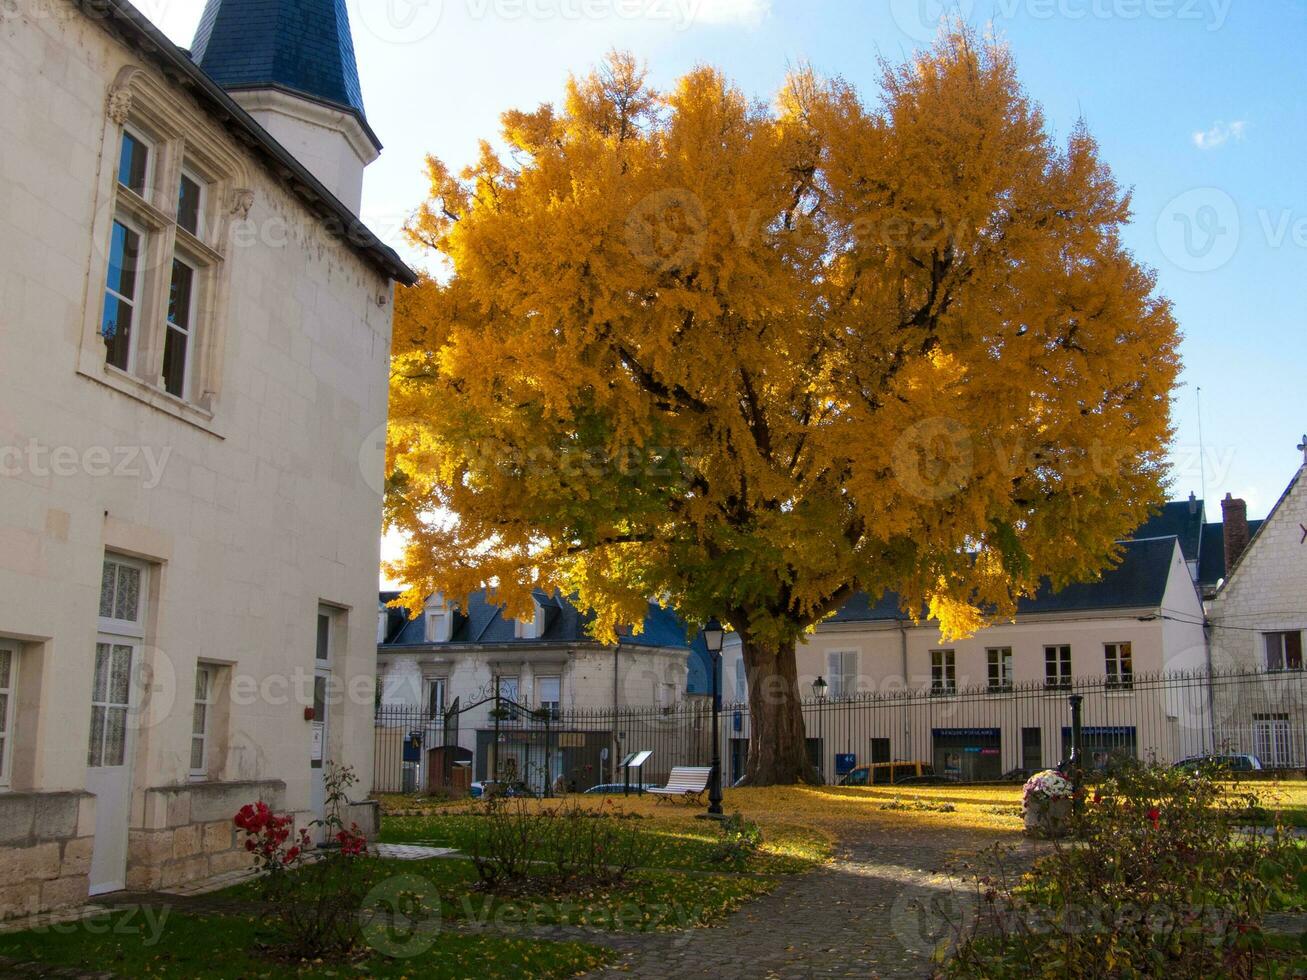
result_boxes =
[386,29,1180,780]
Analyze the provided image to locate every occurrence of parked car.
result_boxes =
[583,782,659,794]
[1172,754,1263,773]
[839,761,935,786]
[469,779,534,798]
[893,773,963,786]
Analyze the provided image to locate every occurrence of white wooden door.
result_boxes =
[310,609,332,823]
[87,639,137,894]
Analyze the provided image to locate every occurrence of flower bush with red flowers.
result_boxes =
[231,763,378,961]
[944,761,1305,977]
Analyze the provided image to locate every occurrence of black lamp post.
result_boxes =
[703,617,725,818]
[812,676,828,783]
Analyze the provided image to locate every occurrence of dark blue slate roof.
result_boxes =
[1198,519,1263,588]
[191,0,367,119]
[381,590,699,656]
[827,537,1180,625]
[1130,498,1205,561]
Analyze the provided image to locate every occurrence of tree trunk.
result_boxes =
[738,632,823,786]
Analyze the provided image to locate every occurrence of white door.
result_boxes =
[87,639,137,894]
[88,556,146,896]
[310,610,332,822]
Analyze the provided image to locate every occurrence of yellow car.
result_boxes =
[838,761,936,786]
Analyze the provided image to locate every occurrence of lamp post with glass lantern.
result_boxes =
[702,618,725,818]
[812,676,828,782]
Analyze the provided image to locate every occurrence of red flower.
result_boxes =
[1147,806,1160,830]
[1092,791,1102,804]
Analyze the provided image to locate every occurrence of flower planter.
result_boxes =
[1022,770,1076,838]
[1024,796,1073,838]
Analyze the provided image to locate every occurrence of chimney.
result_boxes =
[1222,493,1250,571]
[1188,491,1198,515]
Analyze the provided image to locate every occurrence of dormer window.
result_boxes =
[514,599,544,640]
[424,596,452,643]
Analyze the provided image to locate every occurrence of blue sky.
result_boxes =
[156,0,1307,521]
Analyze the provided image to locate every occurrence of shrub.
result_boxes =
[234,763,376,960]
[469,797,648,892]
[940,761,1305,978]
[879,797,957,814]
[708,812,764,869]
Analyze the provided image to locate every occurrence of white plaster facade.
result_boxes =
[720,539,1211,780]
[0,1,410,916]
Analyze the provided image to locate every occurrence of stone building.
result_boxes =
[721,530,1210,782]
[376,590,712,792]
[0,0,413,916]
[1206,445,1307,766]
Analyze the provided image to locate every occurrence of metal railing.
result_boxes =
[372,667,1307,794]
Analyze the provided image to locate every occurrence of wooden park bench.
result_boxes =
[647,766,713,804]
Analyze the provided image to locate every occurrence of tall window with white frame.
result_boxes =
[0,639,16,790]
[426,677,446,719]
[827,651,857,699]
[986,648,1013,692]
[538,675,561,719]
[91,557,145,768]
[931,649,956,695]
[190,664,214,780]
[1265,632,1303,672]
[102,120,217,404]
[1104,642,1134,690]
[1044,645,1072,690]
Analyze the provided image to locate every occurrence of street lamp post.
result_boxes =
[812,676,828,783]
[703,618,725,818]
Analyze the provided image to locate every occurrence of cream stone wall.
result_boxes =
[719,541,1210,774]
[0,4,392,913]
[1209,465,1307,671]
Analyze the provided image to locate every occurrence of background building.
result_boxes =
[0,0,412,916]
[721,533,1210,782]
[1206,447,1307,766]
[376,590,712,793]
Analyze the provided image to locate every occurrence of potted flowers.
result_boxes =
[1022,769,1075,837]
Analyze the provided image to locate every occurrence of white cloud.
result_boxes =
[681,0,771,27]
[1193,120,1249,151]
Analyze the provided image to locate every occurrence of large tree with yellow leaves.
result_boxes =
[386,30,1179,785]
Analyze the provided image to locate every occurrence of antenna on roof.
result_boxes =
[1196,386,1208,509]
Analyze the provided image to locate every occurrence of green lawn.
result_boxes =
[220,855,776,932]
[0,907,612,979]
[379,809,828,875]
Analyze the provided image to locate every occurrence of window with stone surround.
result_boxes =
[0,639,16,790]
[190,664,215,780]
[827,650,857,698]
[1044,645,1072,690]
[1265,631,1303,672]
[986,647,1013,692]
[85,69,247,426]
[930,649,956,695]
[1105,642,1134,690]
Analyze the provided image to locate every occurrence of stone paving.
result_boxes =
[584,824,1023,979]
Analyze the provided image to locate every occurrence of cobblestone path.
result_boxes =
[584,824,1019,979]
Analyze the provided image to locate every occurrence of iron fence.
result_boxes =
[373,667,1307,795]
